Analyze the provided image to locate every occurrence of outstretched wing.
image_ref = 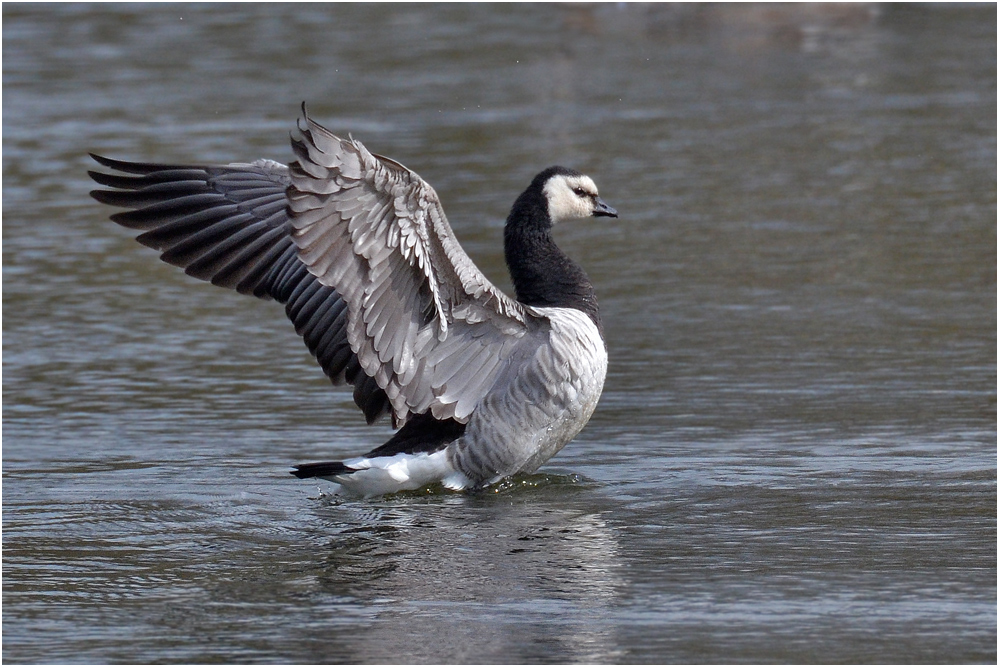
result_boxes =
[88,154,393,422]
[287,111,540,426]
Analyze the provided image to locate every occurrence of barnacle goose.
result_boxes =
[88,106,617,497]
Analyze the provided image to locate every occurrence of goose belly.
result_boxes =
[450,307,608,485]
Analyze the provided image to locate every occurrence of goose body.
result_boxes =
[89,108,617,497]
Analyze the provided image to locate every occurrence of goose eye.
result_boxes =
[572,187,588,197]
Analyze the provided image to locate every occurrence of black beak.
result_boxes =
[592,197,618,218]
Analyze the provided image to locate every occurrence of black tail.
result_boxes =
[292,414,467,480]
[291,461,355,479]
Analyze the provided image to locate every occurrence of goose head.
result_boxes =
[541,167,618,224]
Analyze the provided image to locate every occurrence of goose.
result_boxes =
[88,107,617,497]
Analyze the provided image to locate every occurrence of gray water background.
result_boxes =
[3,3,996,663]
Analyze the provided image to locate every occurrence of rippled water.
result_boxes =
[3,4,996,663]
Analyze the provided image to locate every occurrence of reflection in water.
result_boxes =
[303,480,624,663]
[3,474,623,663]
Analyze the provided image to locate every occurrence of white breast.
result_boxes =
[448,306,608,484]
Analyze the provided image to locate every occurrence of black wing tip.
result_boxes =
[88,152,208,176]
[89,152,114,166]
[88,187,117,205]
[88,152,142,172]
[291,461,355,479]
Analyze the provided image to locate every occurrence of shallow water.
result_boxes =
[3,4,996,663]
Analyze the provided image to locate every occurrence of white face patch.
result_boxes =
[543,174,601,224]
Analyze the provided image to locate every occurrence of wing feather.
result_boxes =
[88,155,395,423]
[90,107,550,430]
[287,110,540,424]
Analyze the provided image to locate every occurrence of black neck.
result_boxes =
[504,199,603,337]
